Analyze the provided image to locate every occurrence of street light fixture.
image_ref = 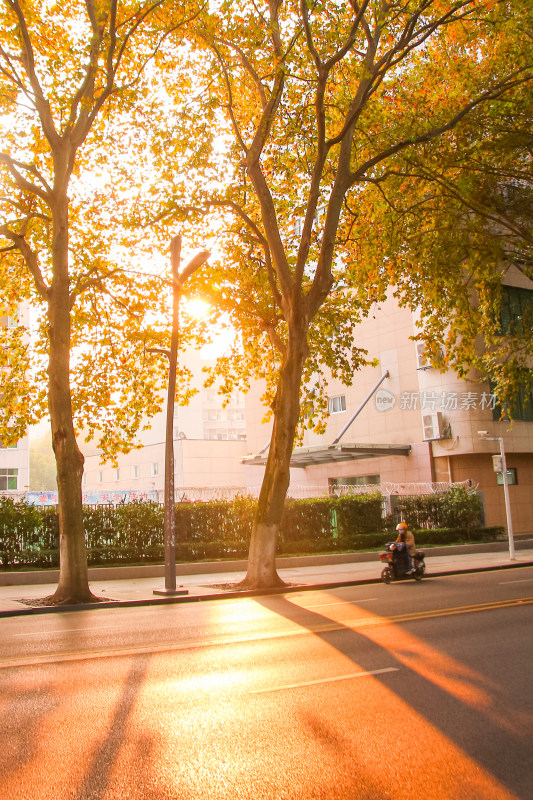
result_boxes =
[478,431,515,560]
[151,235,210,596]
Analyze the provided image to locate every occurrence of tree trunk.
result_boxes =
[46,196,96,605]
[241,324,309,589]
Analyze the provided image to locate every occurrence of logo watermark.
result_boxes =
[375,389,396,412]
[375,390,498,412]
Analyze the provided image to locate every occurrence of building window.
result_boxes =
[0,468,18,490]
[114,468,120,481]
[82,473,87,486]
[1,310,19,329]
[491,382,533,422]
[500,285,533,335]
[497,468,518,486]
[98,470,104,484]
[328,395,346,414]
[131,464,139,479]
[150,462,159,477]
[329,475,380,487]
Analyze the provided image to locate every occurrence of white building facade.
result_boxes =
[82,354,248,499]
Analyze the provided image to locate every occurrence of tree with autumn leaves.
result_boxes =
[1,0,531,600]
[351,2,533,411]
[156,0,531,589]
[0,0,211,603]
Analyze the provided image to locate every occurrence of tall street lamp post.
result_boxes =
[478,431,515,561]
[152,235,210,596]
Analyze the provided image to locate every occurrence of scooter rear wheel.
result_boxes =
[381,566,393,584]
[413,563,425,581]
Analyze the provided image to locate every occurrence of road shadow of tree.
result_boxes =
[254,591,533,798]
[74,652,152,800]
[0,677,62,779]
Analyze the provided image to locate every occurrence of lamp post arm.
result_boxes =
[146,347,171,358]
[176,250,211,289]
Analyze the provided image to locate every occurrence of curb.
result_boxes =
[2,559,532,618]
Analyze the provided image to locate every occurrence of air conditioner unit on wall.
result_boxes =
[422,411,450,441]
[415,341,432,370]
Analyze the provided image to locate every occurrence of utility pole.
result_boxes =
[153,236,210,596]
[478,431,515,561]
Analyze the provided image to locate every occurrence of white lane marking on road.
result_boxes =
[303,598,378,608]
[250,667,399,694]
[498,579,533,584]
[14,625,128,636]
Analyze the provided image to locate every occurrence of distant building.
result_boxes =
[0,304,30,495]
[82,355,248,497]
[58,267,533,533]
[243,268,533,533]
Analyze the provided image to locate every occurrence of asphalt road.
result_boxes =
[0,568,532,800]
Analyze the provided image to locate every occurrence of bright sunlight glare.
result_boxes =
[184,298,210,320]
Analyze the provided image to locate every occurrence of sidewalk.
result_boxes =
[1,540,532,617]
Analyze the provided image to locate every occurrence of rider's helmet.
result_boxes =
[396,521,408,532]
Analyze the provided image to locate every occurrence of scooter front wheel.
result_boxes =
[381,566,393,584]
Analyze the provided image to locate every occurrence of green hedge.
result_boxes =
[394,486,484,531]
[412,526,503,546]
[0,497,59,569]
[0,490,499,569]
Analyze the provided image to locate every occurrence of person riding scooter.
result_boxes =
[391,521,416,574]
[395,521,416,560]
[380,522,425,583]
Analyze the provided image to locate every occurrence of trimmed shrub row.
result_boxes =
[0,488,496,569]
[392,486,484,531]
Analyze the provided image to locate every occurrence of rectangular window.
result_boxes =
[131,464,139,479]
[150,462,159,477]
[293,216,304,237]
[500,285,533,335]
[98,470,104,484]
[491,381,533,422]
[328,395,347,414]
[1,312,19,329]
[0,468,18,490]
[228,410,245,420]
[329,475,380,487]
[114,468,120,481]
[497,468,518,486]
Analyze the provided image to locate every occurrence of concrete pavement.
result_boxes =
[0,539,532,616]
